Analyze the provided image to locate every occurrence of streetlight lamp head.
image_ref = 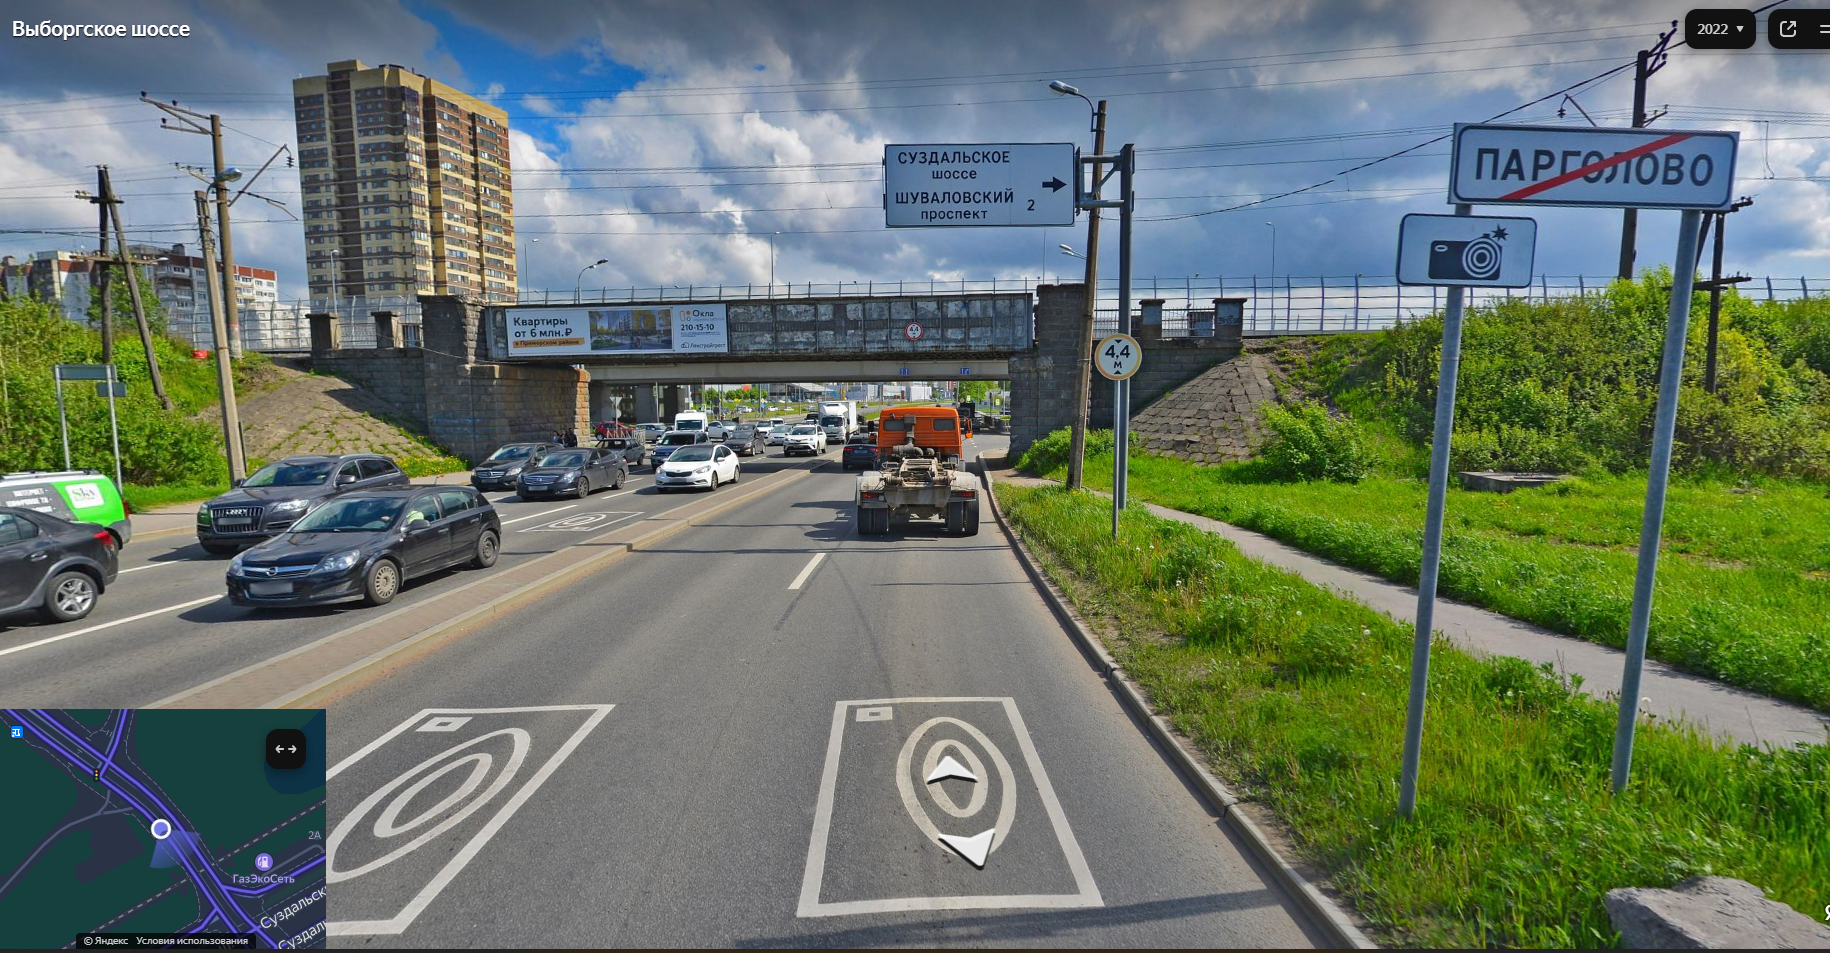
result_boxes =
[1048,81,1079,97]
[217,167,243,184]
[594,258,609,266]
[1058,244,1074,253]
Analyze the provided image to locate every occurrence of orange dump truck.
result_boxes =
[854,406,982,536]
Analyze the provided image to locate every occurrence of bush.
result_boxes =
[1256,401,1373,482]
[1016,426,1114,475]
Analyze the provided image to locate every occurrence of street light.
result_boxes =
[1059,243,1085,260]
[577,258,609,301]
[1048,81,1098,132]
[1049,78,1107,492]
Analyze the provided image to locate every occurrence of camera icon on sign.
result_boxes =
[1428,234,1504,282]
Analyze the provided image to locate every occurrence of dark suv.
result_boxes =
[197,454,410,555]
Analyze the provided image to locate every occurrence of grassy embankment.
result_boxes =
[1018,279,1830,711]
[995,482,1827,948]
[1024,446,1830,713]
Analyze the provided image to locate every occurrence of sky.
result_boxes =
[0,0,1826,304]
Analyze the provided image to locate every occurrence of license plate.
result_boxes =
[247,581,292,596]
[216,519,252,529]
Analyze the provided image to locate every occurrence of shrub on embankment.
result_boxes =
[0,296,238,485]
[1297,271,1830,478]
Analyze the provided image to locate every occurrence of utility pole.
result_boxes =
[1616,22,1679,281]
[1068,100,1107,490]
[100,168,172,410]
[144,94,241,358]
[1694,196,1753,394]
[94,168,113,364]
[196,190,246,481]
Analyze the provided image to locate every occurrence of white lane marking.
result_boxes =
[498,505,575,526]
[325,705,614,937]
[787,552,828,590]
[0,596,219,660]
[517,512,640,534]
[121,561,181,574]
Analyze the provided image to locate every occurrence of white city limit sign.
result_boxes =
[885,143,1076,227]
[1449,123,1737,210]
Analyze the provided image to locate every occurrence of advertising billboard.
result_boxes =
[505,303,728,357]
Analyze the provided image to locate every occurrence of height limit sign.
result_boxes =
[885,143,1077,227]
[1095,334,1140,381]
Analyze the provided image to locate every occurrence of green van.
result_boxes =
[0,470,131,546]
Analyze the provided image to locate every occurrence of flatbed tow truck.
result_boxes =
[855,406,982,536]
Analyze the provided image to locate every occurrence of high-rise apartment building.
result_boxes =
[293,60,516,308]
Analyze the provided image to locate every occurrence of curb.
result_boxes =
[151,466,815,711]
[978,454,1377,951]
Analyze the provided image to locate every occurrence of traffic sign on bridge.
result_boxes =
[1449,123,1738,210]
[885,143,1077,227]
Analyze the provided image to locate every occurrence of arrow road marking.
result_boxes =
[926,755,978,784]
[938,829,996,868]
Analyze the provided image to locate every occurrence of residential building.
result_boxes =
[0,246,297,351]
[292,60,516,315]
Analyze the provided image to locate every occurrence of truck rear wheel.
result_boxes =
[965,501,981,536]
[945,501,968,536]
[857,506,886,535]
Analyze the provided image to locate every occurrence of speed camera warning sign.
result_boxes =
[1095,334,1141,381]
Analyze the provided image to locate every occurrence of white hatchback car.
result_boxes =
[654,444,740,492]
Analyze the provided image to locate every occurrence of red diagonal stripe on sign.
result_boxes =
[1498,133,1693,201]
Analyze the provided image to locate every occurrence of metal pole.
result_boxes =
[1705,212,1726,394]
[196,191,247,481]
[211,114,242,359]
[1399,203,1472,819]
[1068,100,1108,491]
[55,369,70,470]
[106,364,123,490]
[1112,144,1134,537]
[1611,209,1704,793]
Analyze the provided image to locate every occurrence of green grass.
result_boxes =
[1024,446,1830,712]
[995,483,1828,948]
[124,482,227,512]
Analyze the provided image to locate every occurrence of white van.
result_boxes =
[673,411,710,434]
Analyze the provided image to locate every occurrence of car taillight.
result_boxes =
[94,530,115,547]
[952,490,976,498]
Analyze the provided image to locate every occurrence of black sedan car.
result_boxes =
[197,454,410,555]
[841,432,879,471]
[0,506,120,623]
[515,448,626,500]
[471,442,560,492]
[226,486,500,609]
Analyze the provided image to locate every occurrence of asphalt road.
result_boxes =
[319,434,1322,948]
[0,448,815,707]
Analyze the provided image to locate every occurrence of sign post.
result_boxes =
[52,363,124,488]
[1413,122,1739,800]
[1096,331,1141,538]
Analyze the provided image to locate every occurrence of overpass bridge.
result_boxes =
[480,292,1031,384]
[306,286,1242,462]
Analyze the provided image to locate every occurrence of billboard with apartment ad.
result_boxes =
[504,303,728,356]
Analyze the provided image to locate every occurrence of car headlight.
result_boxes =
[228,551,245,574]
[269,498,309,514]
[313,549,361,574]
[556,472,577,483]
[692,465,711,474]
[505,465,524,476]
[197,505,211,525]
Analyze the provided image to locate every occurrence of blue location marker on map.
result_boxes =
[255,853,273,872]
[9,726,19,738]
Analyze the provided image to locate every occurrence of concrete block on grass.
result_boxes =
[1603,876,1830,949]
